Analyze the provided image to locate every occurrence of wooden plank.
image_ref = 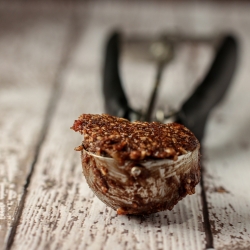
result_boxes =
[11,3,208,250]
[0,5,71,249]
[201,8,250,250]
[113,3,250,248]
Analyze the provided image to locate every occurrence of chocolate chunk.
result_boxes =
[71,114,199,164]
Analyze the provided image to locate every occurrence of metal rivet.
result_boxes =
[131,166,142,177]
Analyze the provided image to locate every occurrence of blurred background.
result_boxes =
[1,0,249,143]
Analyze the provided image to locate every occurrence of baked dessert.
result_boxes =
[71,114,200,215]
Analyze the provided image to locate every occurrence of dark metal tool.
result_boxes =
[143,38,174,121]
[102,31,238,142]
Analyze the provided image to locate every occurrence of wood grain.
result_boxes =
[11,3,208,250]
[202,12,250,249]
[1,1,250,250]
[176,5,250,250]
[0,5,71,249]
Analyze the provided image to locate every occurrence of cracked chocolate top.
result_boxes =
[71,114,199,163]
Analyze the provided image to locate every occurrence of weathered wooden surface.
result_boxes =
[202,10,250,249]
[185,5,250,250]
[0,5,71,248]
[1,1,250,250]
[10,4,206,250]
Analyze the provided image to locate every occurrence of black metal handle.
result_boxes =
[176,35,238,142]
[102,32,131,119]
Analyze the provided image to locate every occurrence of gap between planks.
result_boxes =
[200,162,214,249]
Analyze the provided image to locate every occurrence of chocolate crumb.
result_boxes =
[71,114,199,164]
[72,114,201,215]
